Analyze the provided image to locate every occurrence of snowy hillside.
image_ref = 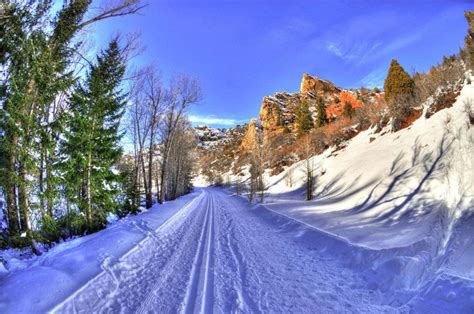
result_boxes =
[220,81,474,310]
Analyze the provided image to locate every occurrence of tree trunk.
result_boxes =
[140,152,148,203]
[46,156,53,216]
[5,130,20,235]
[155,162,160,204]
[133,159,140,210]
[146,137,154,208]
[85,153,92,228]
[39,149,47,215]
[159,154,167,204]
[18,163,31,232]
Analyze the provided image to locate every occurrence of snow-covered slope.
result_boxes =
[264,82,473,247]
[223,82,474,308]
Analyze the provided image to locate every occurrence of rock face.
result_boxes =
[198,72,383,179]
[240,119,259,151]
[257,74,341,141]
[195,124,247,151]
[300,73,340,95]
[194,125,227,147]
[259,93,293,137]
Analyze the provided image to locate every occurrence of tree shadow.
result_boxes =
[338,134,453,229]
[373,134,452,222]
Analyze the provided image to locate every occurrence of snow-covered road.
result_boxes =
[50,188,399,313]
[2,187,472,313]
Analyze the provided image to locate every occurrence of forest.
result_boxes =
[0,0,199,251]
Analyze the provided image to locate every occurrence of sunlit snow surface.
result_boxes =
[0,84,473,312]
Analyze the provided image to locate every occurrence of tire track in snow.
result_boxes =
[181,191,215,314]
[50,191,206,313]
[51,187,402,313]
[213,194,260,312]
[134,194,210,314]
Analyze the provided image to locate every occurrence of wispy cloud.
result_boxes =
[266,17,315,45]
[321,10,435,67]
[325,40,382,63]
[189,115,246,126]
[326,42,345,58]
[360,67,387,88]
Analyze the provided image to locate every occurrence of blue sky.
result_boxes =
[92,0,472,127]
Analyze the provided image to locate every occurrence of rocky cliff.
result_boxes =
[300,73,341,95]
[258,73,343,141]
[239,119,259,151]
[198,72,382,179]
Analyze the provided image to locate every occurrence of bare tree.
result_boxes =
[165,118,197,200]
[77,0,147,29]
[143,66,165,208]
[158,75,201,203]
[128,71,151,205]
[249,130,267,203]
[301,135,315,201]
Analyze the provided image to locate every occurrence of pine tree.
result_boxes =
[315,97,328,127]
[0,1,88,247]
[62,39,126,233]
[383,59,415,102]
[343,101,354,119]
[464,11,474,70]
[295,99,313,136]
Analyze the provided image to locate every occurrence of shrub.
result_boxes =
[295,99,313,136]
[389,94,418,131]
[57,210,88,237]
[353,96,388,130]
[343,101,354,118]
[309,128,328,153]
[10,234,33,248]
[414,54,464,103]
[39,215,62,243]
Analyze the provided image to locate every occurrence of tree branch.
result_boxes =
[78,1,147,30]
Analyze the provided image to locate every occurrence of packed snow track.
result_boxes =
[2,188,472,313]
[47,188,398,313]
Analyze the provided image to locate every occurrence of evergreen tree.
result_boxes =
[315,97,328,127]
[295,99,313,136]
[464,11,474,70]
[0,1,88,247]
[383,59,415,102]
[62,39,126,233]
[343,101,354,119]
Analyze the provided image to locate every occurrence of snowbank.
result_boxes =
[223,81,474,308]
[0,190,203,313]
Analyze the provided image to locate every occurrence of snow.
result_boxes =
[218,81,474,310]
[0,189,420,312]
[0,191,202,313]
[1,183,473,312]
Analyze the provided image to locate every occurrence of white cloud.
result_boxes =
[188,115,246,126]
[325,40,384,65]
[360,68,387,88]
[326,42,344,58]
